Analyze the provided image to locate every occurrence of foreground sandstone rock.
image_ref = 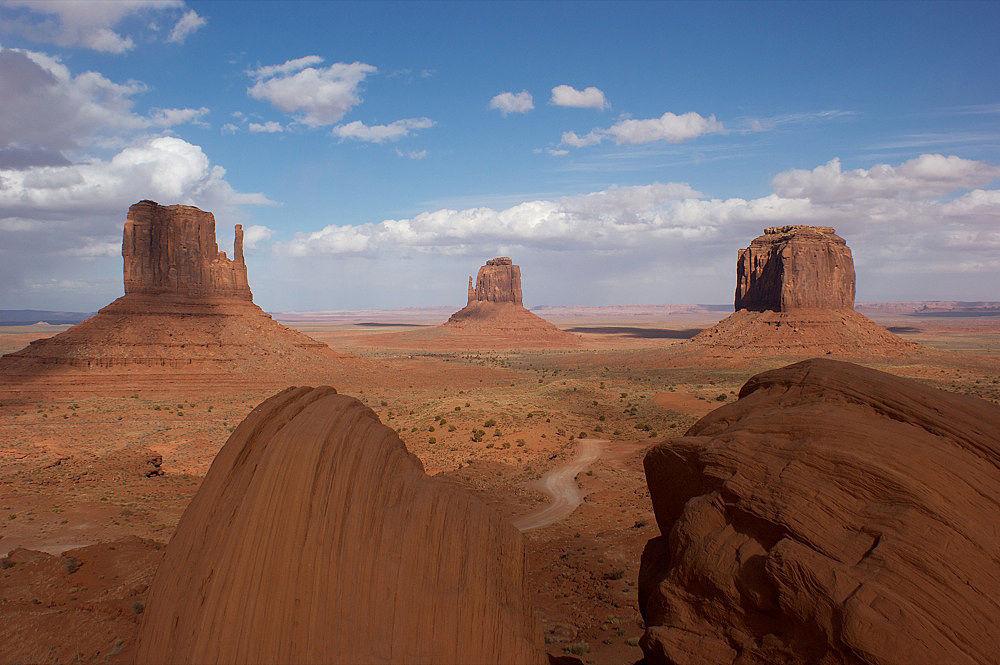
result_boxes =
[0,201,341,392]
[640,358,1000,665]
[442,257,578,346]
[134,386,545,664]
[691,226,913,355]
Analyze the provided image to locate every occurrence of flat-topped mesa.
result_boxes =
[123,200,252,300]
[472,256,523,305]
[735,225,854,312]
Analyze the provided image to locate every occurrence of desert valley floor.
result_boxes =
[1,307,999,664]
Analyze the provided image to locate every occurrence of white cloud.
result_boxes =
[396,148,428,160]
[0,0,190,53]
[772,154,1000,203]
[167,8,206,43]
[547,149,569,156]
[746,109,854,132]
[332,117,434,143]
[221,122,239,135]
[488,90,534,115]
[248,121,284,133]
[247,57,377,127]
[550,84,608,109]
[560,111,725,148]
[242,224,274,249]
[0,47,210,155]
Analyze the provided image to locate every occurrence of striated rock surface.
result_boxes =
[134,386,545,665]
[123,200,251,300]
[640,359,1000,665]
[0,200,343,393]
[691,226,912,355]
[735,226,854,312]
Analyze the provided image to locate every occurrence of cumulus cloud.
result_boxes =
[242,224,274,249]
[332,117,434,143]
[0,0,198,53]
[247,57,377,127]
[396,148,428,160]
[248,121,284,133]
[488,90,534,115]
[550,84,608,109]
[167,8,206,43]
[277,154,1000,303]
[0,47,210,152]
[772,154,1000,203]
[561,111,725,148]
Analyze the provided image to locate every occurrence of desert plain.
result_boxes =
[1,302,998,664]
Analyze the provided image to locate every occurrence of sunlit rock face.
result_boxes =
[134,386,545,665]
[639,358,1000,665]
[735,225,855,312]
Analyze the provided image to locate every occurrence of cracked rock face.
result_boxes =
[735,226,855,312]
[639,358,1000,665]
[469,256,523,305]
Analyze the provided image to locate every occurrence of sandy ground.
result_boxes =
[1,310,999,663]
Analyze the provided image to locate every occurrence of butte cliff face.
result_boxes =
[735,225,855,312]
[639,359,1000,665]
[440,257,577,347]
[123,200,252,300]
[691,226,912,355]
[134,386,545,665]
[0,200,340,393]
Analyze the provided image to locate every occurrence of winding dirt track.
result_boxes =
[512,438,606,531]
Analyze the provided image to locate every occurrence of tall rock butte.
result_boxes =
[0,200,341,394]
[134,386,545,665]
[690,226,913,355]
[441,257,578,347]
[123,200,252,300]
[735,225,855,312]
[639,359,1000,665]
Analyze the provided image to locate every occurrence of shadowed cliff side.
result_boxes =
[640,358,1000,665]
[134,386,545,665]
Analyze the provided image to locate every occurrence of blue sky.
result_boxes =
[1,0,998,311]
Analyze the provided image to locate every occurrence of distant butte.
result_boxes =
[689,225,914,355]
[0,200,343,393]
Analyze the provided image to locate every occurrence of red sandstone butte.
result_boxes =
[690,226,913,355]
[639,358,1000,665]
[735,225,855,312]
[123,200,251,300]
[134,386,545,665]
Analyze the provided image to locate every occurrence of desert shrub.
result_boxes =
[133,601,145,614]
[428,437,436,444]
[594,425,603,432]
[484,418,496,427]
[448,424,456,432]
[516,439,525,447]
[598,415,605,421]
[454,406,461,411]
[604,568,625,580]
[428,426,435,432]
[716,394,727,401]
[64,556,81,574]
[626,637,640,647]
[564,642,589,655]
[0,557,13,569]
[579,431,586,438]
[493,429,502,437]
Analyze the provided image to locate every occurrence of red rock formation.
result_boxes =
[472,256,523,305]
[640,359,1000,665]
[735,226,855,312]
[0,201,343,393]
[123,200,251,300]
[691,226,912,355]
[434,257,577,347]
[134,386,545,665]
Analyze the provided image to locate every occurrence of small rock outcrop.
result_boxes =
[123,200,252,300]
[640,359,1000,665]
[0,201,340,393]
[134,386,545,665]
[735,226,855,312]
[690,226,913,355]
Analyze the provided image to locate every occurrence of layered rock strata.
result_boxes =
[0,201,339,391]
[640,359,1000,665]
[134,386,545,665]
[691,226,912,355]
[470,256,523,305]
[736,225,854,312]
